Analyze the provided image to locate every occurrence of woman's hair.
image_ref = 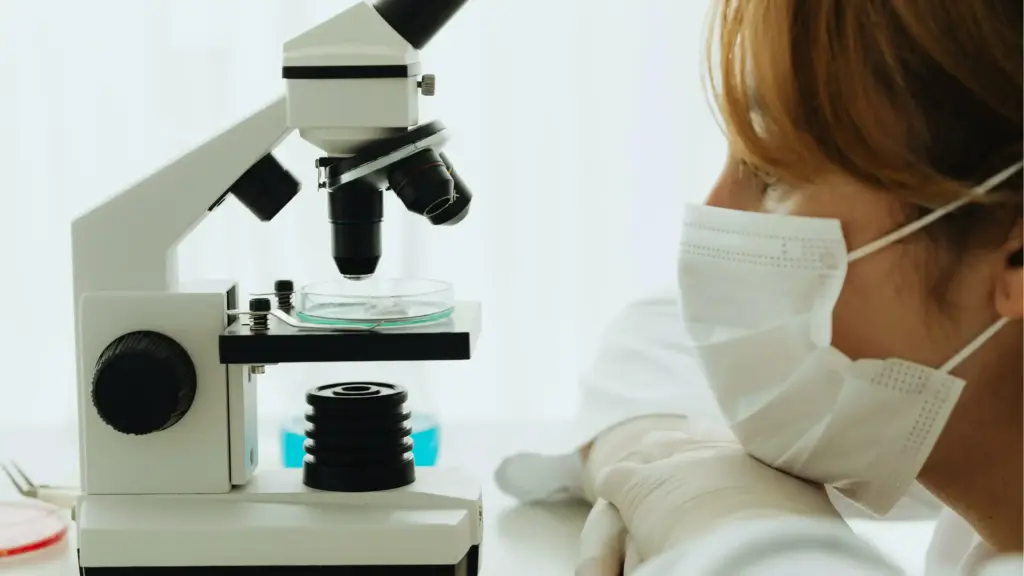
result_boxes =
[706,0,1022,262]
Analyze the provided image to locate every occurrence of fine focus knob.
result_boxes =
[419,74,436,96]
[91,331,197,436]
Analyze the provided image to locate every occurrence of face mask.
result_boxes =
[675,162,1023,515]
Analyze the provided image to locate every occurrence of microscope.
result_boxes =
[71,1,482,573]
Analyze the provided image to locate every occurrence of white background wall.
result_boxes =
[0,0,726,428]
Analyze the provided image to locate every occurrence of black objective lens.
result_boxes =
[388,148,472,226]
[439,151,472,225]
[328,179,383,279]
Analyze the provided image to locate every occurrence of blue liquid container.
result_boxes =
[281,412,441,468]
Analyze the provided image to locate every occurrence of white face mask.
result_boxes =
[676,162,1023,515]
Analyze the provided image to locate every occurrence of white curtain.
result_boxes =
[0,0,725,429]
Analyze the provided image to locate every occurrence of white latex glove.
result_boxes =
[576,499,642,576]
[581,416,692,501]
[585,430,845,569]
[576,417,732,575]
[576,420,726,574]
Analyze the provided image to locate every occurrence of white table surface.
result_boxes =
[0,420,938,575]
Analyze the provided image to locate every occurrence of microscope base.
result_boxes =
[76,468,482,575]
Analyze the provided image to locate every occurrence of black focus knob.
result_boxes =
[91,331,197,436]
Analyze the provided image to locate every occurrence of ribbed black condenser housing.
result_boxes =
[302,382,416,492]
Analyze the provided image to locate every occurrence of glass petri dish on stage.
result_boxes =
[297,278,455,328]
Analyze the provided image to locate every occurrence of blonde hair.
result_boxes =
[706,0,1022,216]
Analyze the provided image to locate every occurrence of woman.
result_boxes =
[500,0,1022,573]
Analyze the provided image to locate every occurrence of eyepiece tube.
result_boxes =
[373,0,469,50]
[328,179,383,280]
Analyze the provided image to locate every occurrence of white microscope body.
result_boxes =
[71,1,482,573]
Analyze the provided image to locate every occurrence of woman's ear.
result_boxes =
[993,221,1023,319]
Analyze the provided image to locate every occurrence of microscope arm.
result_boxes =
[71,96,296,304]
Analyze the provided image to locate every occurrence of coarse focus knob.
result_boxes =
[91,331,197,436]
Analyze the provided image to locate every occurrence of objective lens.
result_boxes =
[439,151,472,226]
[388,148,472,226]
[328,179,383,279]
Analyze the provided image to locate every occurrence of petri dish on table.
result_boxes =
[0,499,68,559]
[297,278,455,328]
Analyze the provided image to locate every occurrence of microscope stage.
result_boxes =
[219,301,480,364]
[77,467,482,575]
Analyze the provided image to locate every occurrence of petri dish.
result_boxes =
[0,499,68,559]
[297,278,454,328]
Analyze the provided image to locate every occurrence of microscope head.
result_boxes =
[283,0,471,280]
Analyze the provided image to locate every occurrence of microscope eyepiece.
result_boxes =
[374,0,469,50]
[388,149,472,226]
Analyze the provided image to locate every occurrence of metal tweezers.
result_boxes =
[1,461,79,520]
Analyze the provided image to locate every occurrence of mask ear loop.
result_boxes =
[939,316,1011,373]
[848,162,1024,263]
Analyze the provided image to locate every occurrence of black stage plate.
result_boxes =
[218,302,480,365]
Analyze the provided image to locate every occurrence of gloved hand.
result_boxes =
[577,430,844,573]
[576,499,642,576]
[576,417,732,575]
[581,415,693,502]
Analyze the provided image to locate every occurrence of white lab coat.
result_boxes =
[494,290,1023,575]
[632,513,1024,576]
